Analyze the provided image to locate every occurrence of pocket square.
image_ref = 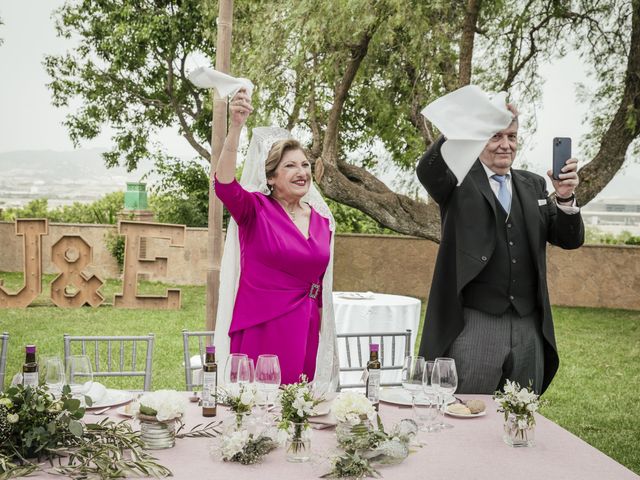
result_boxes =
[538,199,547,206]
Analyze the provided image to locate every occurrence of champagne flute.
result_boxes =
[255,354,281,421]
[401,356,425,406]
[432,357,457,429]
[65,355,94,406]
[41,356,65,397]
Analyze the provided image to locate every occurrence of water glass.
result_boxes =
[41,355,65,397]
[412,392,440,433]
[431,357,457,429]
[65,355,94,405]
[401,356,425,405]
[224,353,251,396]
[255,354,281,421]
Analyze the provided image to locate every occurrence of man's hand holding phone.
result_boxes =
[548,137,579,204]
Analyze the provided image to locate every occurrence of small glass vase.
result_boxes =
[285,422,311,463]
[336,418,373,450]
[139,414,177,449]
[503,413,535,447]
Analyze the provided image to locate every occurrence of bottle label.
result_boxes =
[366,369,380,404]
[23,372,38,387]
[202,371,217,408]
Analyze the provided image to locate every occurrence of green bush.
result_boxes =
[585,228,640,245]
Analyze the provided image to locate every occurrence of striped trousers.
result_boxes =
[445,307,544,394]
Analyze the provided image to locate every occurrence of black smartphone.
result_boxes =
[552,137,572,180]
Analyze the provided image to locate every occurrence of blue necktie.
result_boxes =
[492,174,511,214]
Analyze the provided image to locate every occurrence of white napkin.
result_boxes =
[421,85,513,185]
[187,66,254,98]
[85,382,107,404]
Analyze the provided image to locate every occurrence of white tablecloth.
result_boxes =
[332,292,421,387]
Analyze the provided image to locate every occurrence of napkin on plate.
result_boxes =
[421,85,513,185]
[187,66,255,98]
[85,382,108,404]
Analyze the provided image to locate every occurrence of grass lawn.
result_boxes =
[1,272,639,474]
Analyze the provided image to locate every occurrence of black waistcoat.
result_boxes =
[462,181,538,316]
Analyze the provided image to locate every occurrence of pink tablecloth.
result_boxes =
[44,394,640,479]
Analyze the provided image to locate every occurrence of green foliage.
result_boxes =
[148,156,211,227]
[0,192,125,225]
[104,231,126,269]
[326,198,398,235]
[585,228,640,245]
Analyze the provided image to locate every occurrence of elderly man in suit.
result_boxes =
[416,106,583,394]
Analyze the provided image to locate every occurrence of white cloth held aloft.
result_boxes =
[187,66,255,97]
[421,85,513,185]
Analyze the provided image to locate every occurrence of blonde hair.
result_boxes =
[265,139,309,187]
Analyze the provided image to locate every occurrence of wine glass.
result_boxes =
[65,355,94,406]
[255,354,281,421]
[41,355,65,397]
[401,356,425,406]
[224,353,251,396]
[432,357,458,429]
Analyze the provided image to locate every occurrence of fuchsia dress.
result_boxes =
[214,178,332,384]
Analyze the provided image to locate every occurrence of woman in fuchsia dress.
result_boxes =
[214,87,338,387]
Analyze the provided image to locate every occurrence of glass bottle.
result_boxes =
[202,345,217,417]
[366,343,381,411]
[22,345,38,387]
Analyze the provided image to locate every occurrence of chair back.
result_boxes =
[336,329,412,390]
[182,330,214,391]
[0,332,8,392]
[63,334,154,391]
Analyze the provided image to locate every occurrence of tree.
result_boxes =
[46,0,640,242]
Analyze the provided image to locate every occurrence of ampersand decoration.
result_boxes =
[50,235,105,308]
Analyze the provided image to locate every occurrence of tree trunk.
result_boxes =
[458,0,482,87]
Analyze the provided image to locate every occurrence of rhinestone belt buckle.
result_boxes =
[309,283,321,299]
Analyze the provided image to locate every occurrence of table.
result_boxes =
[66,394,639,480]
[332,292,421,386]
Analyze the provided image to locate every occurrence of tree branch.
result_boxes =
[578,0,640,205]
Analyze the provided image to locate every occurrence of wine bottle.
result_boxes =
[22,345,38,388]
[366,343,381,411]
[202,346,217,417]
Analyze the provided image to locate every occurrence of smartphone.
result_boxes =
[552,137,572,180]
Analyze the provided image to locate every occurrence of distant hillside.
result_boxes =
[0,149,152,182]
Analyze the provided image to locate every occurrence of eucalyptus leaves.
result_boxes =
[0,384,171,479]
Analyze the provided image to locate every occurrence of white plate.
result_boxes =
[444,406,487,418]
[86,389,134,409]
[379,388,454,406]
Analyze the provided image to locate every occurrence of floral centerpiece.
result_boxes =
[0,384,171,479]
[322,418,419,478]
[212,384,277,464]
[131,389,188,449]
[276,374,322,462]
[217,384,256,430]
[493,379,541,447]
[331,391,377,449]
[217,429,278,464]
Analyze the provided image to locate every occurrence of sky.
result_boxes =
[0,1,627,197]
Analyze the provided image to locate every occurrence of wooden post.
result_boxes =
[206,0,234,332]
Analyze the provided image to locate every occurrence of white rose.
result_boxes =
[240,389,254,406]
[7,413,19,423]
